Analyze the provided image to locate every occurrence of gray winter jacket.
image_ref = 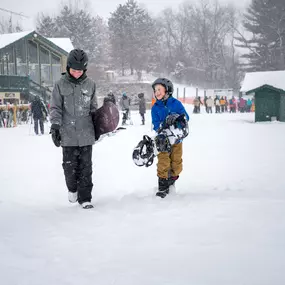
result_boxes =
[50,73,98,147]
[139,97,146,114]
[120,96,131,110]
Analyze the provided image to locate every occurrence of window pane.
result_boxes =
[51,53,61,85]
[40,46,52,87]
[15,39,27,76]
[28,40,39,83]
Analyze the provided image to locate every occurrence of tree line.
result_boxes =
[2,0,285,89]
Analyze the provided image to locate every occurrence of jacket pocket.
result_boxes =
[78,91,92,115]
[61,87,74,115]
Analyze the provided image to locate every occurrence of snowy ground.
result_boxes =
[1,106,285,285]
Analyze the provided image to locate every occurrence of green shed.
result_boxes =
[240,70,285,122]
[246,85,285,122]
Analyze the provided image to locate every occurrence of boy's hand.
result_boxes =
[166,113,180,126]
[154,133,171,152]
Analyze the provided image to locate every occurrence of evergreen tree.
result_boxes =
[36,3,109,65]
[236,0,285,71]
[36,14,58,37]
[108,0,157,77]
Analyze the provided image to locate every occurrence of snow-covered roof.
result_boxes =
[47,38,74,53]
[240,70,285,93]
[0,31,33,49]
[0,30,73,54]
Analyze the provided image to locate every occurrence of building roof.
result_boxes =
[0,30,73,54]
[47,38,74,53]
[0,31,33,49]
[240,70,285,93]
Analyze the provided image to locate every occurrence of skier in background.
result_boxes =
[31,95,48,135]
[120,92,131,125]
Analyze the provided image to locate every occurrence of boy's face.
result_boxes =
[154,84,166,100]
[69,68,84,79]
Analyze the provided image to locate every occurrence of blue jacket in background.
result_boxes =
[151,96,189,131]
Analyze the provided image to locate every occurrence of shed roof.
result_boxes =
[240,70,285,93]
[244,84,285,95]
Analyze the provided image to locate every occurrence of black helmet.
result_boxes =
[67,49,88,70]
[152,78,173,96]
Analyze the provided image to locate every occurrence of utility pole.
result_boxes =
[0,8,29,18]
[0,7,29,32]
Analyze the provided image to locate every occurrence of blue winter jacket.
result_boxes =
[151,96,189,131]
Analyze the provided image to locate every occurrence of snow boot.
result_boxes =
[68,191,78,203]
[168,176,179,187]
[156,177,169,198]
[81,202,94,209]
[168,176,179,193]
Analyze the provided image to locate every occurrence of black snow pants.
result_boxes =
[62,145,93,204]
[34,118,44,134]
[140,113,145,125]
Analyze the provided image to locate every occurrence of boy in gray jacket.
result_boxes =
[49,49,97,209]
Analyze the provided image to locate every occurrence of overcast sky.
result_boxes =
[1,0,250,30]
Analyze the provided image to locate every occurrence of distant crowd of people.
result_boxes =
[193,95,255,114]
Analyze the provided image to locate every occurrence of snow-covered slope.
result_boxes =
[0,107,285,285]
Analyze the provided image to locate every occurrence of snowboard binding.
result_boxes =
[132,113,189,167]
[160,114,189,144]
[132,135,155,167]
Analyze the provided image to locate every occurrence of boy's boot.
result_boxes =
[168,175,179,187]
[168,175,179,193]
[156,177,169,198]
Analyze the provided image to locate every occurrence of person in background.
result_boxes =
[105,91,116,105]
[120,92,131,125]
[214,95,220,113]
[138,92,146,125]
[31,95,48,135]
[206,96,214,113]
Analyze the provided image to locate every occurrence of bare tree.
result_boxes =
[156,0,241,88]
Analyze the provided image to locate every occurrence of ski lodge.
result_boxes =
[0,31,73,105]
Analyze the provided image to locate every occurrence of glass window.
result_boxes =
[51,53,61,85]
[0,51,3,75]
[15,39,27,76]
[1,47,16,75]
[40,46,52,87]
[28,40,39,83]
[8,47,15,75]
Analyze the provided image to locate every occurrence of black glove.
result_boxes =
[154,133,171,152]
[50,124,61,147]
[165,113,180,126]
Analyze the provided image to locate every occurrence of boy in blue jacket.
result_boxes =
[151,78,189,198]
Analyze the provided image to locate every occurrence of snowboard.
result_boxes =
[92,101,120,140]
